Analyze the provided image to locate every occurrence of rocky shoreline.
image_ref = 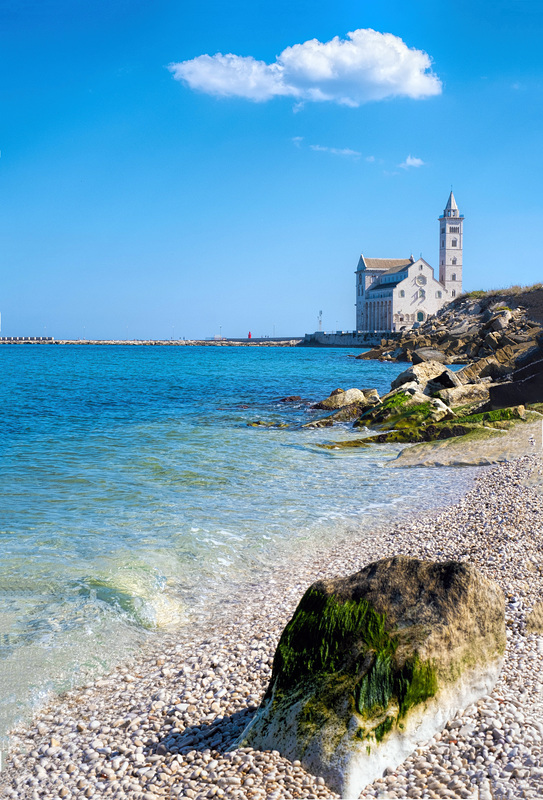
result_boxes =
[2,455,542,800]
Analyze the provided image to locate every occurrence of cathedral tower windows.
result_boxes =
[439,191,463,295]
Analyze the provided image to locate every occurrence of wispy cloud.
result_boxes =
[291,136,304,147]
[169,28,442,107]
[399,155,425,169]
[310,144,361,158]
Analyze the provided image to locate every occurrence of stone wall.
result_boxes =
[301,331,401,348]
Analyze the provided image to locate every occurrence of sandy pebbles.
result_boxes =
[1,456,542,800]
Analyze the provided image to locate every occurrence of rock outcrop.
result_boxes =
[390,361,461,394]
[313,388,372,410]
[489,356,543,410]
[356,291,542,369]
[239,556,506,798]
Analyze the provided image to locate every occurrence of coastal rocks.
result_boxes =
[427,397,455,423]
[304,389,381,429]
[411,347,448,364]
[390,361,460,394]
[354,288,543,367]
[456,356,510,385]
[303,403,368,429]
[354,389,430,428]
[437,383,491,409]
[362,388,380,406]
[238,556,506,799]
[313,388,375,410]
[489,358,543,409]
[490,308,513,331]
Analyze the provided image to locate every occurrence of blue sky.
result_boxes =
[1,0,542,339]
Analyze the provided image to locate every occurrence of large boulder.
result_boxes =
[489,358,543,409]
[313,388,368,410]
[239,557,505,798]
[437,383,491,409]
[456,356,511,385]
[489,309,513,332]
[411,347,448,365]
[355,388,430,428]
[390,360,460,394]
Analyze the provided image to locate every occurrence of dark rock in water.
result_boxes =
[279,395,302,403]
[302,403,368,429]
[239,556,505,798]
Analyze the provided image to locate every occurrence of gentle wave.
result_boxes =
[0,345,476,741]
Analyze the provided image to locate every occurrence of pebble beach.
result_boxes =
[1,454,543,800]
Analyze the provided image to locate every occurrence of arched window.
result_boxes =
[436,291,442,299]
[452,257,457,265]
[451,290,456,297]
[399,290,405,298]
[417,311,424,322]
[452,238,457,247]
[451,273,457,282]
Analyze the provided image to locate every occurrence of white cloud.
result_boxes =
[169,28,442,107]
[399,154,425,169]
[291,136,304,147]
[310,144,361,158]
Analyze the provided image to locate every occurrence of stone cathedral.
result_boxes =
[355,192,464,332]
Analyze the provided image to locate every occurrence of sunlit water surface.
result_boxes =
[0,345,477,741]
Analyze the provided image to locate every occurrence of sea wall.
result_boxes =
[301,331,401,348]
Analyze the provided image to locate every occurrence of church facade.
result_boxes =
[355,192,464,332]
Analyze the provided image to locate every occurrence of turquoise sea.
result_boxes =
[0,345,474,742]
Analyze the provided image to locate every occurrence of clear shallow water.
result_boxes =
[0,345,475,740]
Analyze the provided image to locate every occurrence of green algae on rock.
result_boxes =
[238,556,505,798]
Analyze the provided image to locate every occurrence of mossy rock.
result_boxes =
[362,422,484,445]
[317,439,372,450]
[354,391,412,427]
[238,556,505,798]
[377,402,434,431]
[454,405,526,425]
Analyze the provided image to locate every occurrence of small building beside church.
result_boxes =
[355,192,464,332]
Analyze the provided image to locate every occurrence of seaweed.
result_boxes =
[271,588,391,691]
[267,588,438,746]
[454,406,525,425]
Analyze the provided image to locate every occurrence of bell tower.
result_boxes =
[439,191,464,299]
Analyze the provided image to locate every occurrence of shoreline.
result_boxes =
[0,339,303,347]
[2,456,542,799]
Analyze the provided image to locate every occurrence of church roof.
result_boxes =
[360,257,413,272]
[366,277,404,293]
[444,191,458,212]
